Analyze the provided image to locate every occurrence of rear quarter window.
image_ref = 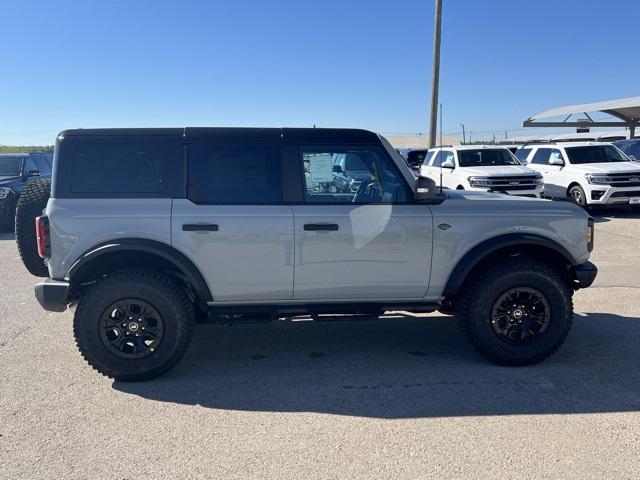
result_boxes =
[56,136,182,198]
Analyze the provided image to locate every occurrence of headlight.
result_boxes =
[0,187,14,199]
[585,174,612,185]
[587,218,594,252]
[468,177,492,188]
[535,175,544,185]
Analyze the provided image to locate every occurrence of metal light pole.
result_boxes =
[428,0,443,148]
[459,123,466,144]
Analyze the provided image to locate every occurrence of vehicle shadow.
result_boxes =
[592,206,639,223]
[114,312,640,418]
[0,229,16,240]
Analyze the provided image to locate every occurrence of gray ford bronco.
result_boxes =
[23,128,597,381]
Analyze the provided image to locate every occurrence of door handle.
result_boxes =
[182,223,219,232]
[304,223,339,232]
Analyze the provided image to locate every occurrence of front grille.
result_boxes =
[485,176,540,191]
[611,190,640,198]
[602,172,640,187]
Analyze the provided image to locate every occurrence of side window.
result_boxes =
[422,150,435,166]
[34,157,51,175]
[301,147,411,204]
[549,149,564,163]
[514,148,531,163]
[531,148,551,165]
[188,144,282,203]
[430,150,454,167]
[24,157,38,173]
[69,138,181,196]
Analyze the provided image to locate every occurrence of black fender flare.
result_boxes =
[442,233,577,298]
[67,238,213,302]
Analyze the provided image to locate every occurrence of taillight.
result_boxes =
[35,216,50,259]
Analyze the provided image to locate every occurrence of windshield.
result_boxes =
[0,157,22,176]
[458,149,520,167]
[565,145,630,164]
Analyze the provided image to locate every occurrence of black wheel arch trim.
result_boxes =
[443,233,578,297]
[66,238,213,303]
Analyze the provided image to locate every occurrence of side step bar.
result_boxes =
[201,302,440,325]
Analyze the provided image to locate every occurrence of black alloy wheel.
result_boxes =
[490,287,550,344]
[99,299,164,359]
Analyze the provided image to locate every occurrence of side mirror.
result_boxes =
[549,158,564,166]
[332,165,343,173]
[25,169,41,178]
[441,159,455,169]
[415,176,437,202]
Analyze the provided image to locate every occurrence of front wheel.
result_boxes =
[568,184,587,208]
[457,258,573,366]
[73,269,194,381]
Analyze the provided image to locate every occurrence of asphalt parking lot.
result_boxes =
[1,208,639,479]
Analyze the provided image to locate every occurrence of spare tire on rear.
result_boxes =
[15,179,51,277]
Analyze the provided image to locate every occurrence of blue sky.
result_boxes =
[1,0,638,145]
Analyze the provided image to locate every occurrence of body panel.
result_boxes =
[171,200,294,302]
[291,204,433,300]
[45,198,172,279]
[425,191,590,300]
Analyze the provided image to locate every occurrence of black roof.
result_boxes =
[59,127,380,144]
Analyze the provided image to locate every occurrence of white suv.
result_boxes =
[419,145,544,197]
[516,142,640,210]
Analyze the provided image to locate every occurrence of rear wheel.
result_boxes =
[15,179,51,277]
[457,257,573,366]
[74,269,194,381]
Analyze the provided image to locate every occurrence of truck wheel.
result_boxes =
[568,185,587,208]
[15,179,51,277]
[73,269,194,381]
[457,257,573,366]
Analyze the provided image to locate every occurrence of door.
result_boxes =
[421,150,455,189]
[172,143,294,303]
[292,146,433,301]
[528,148,552,196]
[544,149,568,197]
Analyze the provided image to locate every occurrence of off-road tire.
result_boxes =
[74,269,195,381]
[457,257,573,366]
[15,179,51,277]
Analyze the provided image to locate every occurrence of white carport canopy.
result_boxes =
[523,96,640,137]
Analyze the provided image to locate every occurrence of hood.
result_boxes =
[459,165,538,177]
[446,189,539,202]
[0,175,21,185]
[567,161,640,175]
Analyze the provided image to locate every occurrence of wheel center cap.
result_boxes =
[128,322,140,332]
[512,309,524,320]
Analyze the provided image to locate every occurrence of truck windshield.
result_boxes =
[565,145,629,164]
[0,157,22,176]
[458,149,520,167]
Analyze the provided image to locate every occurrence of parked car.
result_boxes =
[0,153,53,229]
[396,148,429,172]
[23,127,597,381]
[614,138,640,162]
[419,145,544,197]
[516,142,640,210]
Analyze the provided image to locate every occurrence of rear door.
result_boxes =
[290,144,432,301]
[172,140,294,303]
